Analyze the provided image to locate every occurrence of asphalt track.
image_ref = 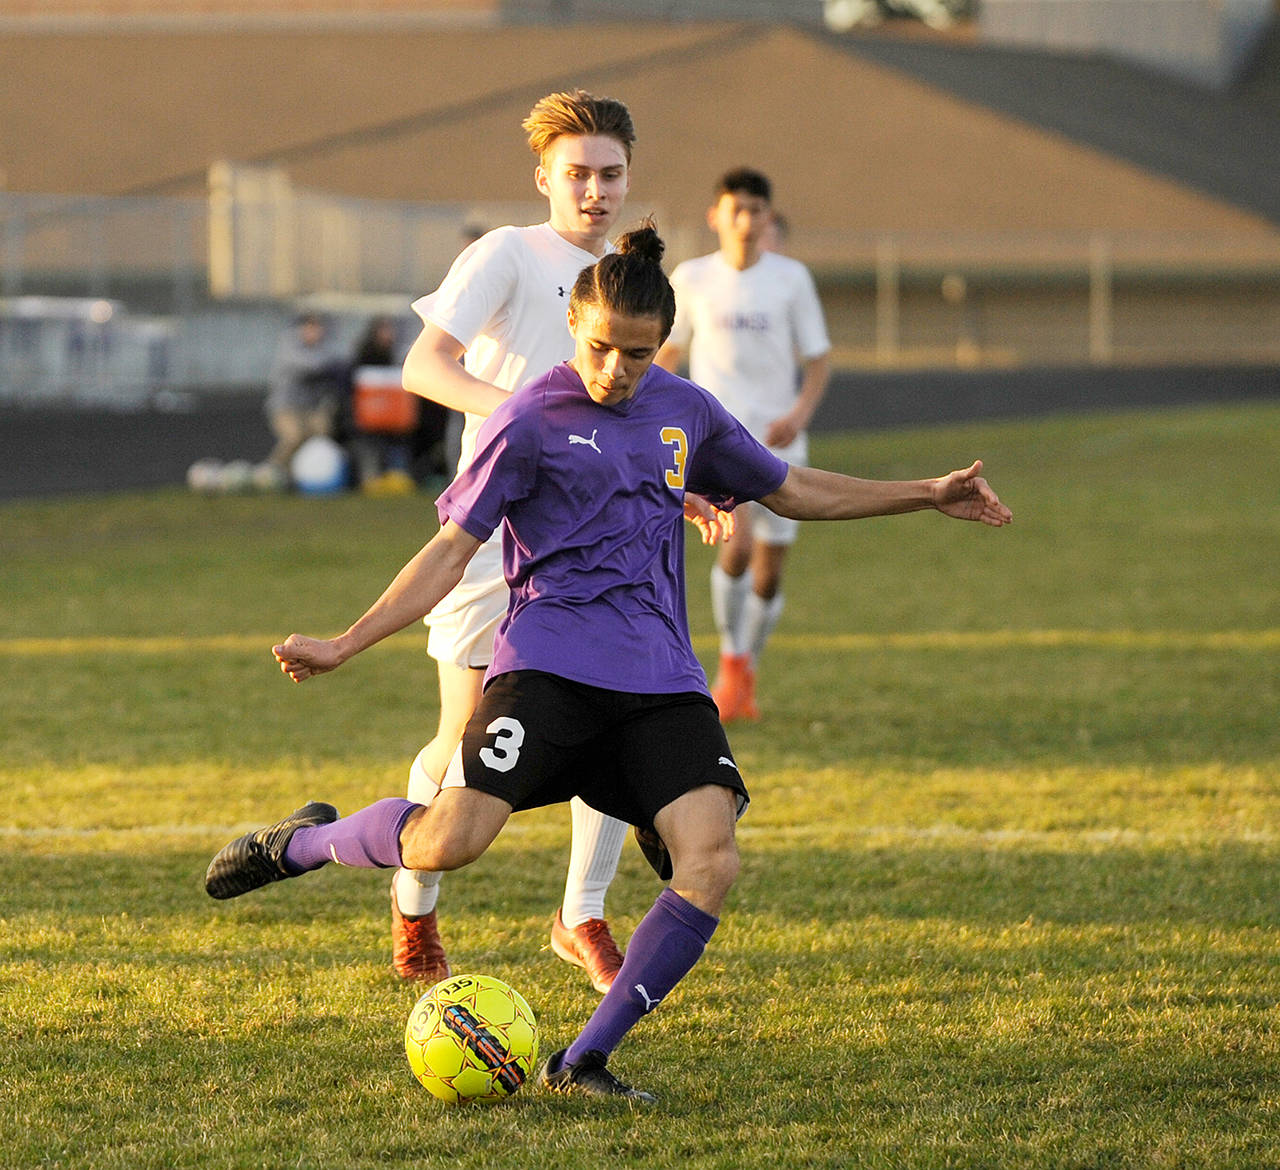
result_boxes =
[2,364,1277,500]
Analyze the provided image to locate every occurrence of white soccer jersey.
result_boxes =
[667,250,830,438]
[413,222,604,474]
[410,222,605,661]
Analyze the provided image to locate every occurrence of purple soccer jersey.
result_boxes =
[437,361,788,694]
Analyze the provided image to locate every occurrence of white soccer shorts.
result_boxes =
[424,536,506,668]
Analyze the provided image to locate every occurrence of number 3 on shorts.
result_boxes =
[479,716,525,773]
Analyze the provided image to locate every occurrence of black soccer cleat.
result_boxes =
[538,1048,657,1103]
[205,801,338,900]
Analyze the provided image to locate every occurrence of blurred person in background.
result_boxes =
[657,169,831,723]
[343,316,450,492]
[344,316,410,488]
[263,312,347,484]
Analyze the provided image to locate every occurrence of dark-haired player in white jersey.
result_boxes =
[206,224,1012,1102]
[388,90,729,992]
[658,168,831,723]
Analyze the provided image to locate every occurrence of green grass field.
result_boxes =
[1,400,1277,1168]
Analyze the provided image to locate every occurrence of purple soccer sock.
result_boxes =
[564,887,718,1066]
[282,797,417,873]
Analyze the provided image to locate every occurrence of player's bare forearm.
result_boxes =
[401,326,510,418]
[761,461,1011,527]
[762,465,932,520]
[274,523,482,682]
[765,354,829,447]
[335,531,476,655]
[792,351,830,432]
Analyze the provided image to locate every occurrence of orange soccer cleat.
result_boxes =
[391,895,452,984]
[710,652,759,723]
[550,910,624,994]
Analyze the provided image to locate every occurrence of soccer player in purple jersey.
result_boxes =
[388,88,729,992]
[206,224,1012,1102]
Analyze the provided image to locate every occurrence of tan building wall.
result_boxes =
[822,276,1280,367]
[1,17,1276,368]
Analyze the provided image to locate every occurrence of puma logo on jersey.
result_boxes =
[568,429,602,454]
[718,756,738,770]
[635,984,663,1012]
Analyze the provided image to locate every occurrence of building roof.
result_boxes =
[1,19,1276,264]
[838,22,1280,227]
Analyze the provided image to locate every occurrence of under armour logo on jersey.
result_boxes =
[568,428,602,454]
[635,984,663,1012]
[557,285,569,298]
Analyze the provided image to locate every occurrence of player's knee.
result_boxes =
[720,546,751,577]
[400,834,482,873]
[713,839,741,892]
[752,552,786,598]
[753,576,781,601]
[437,841,486,871]
[398,808,490,872]
[672,837,739,906]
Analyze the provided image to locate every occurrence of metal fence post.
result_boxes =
[875,234,900,365]
[1089,232,1113,364]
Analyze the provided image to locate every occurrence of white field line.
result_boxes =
[1,629,1278,656]
[1,821,1274,846]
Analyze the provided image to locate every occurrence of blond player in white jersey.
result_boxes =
[391,90,729,992]
[657,168,831,722]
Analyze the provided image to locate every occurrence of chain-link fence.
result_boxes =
[3,186,1278,405]
[0,184,541,403]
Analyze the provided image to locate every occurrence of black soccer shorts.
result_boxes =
[450,670,749,832]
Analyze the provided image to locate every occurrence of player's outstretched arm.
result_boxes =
[273,522,484,683]
[761,461,1012,527]
[401,324,511,418]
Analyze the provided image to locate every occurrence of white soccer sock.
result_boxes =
[710,565,751,658]
[393,864,442,918]
[560,797,628,927]
[742,591,785,663]
[394,745,444,918]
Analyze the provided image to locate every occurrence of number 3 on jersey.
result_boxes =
[661,426,688,490]
[479,716,524,773]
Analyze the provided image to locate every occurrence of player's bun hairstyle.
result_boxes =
[523,88,636,163]
[717,166,772,202]
[570,218,676,341]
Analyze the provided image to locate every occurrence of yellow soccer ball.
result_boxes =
[405,974,539,1104]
